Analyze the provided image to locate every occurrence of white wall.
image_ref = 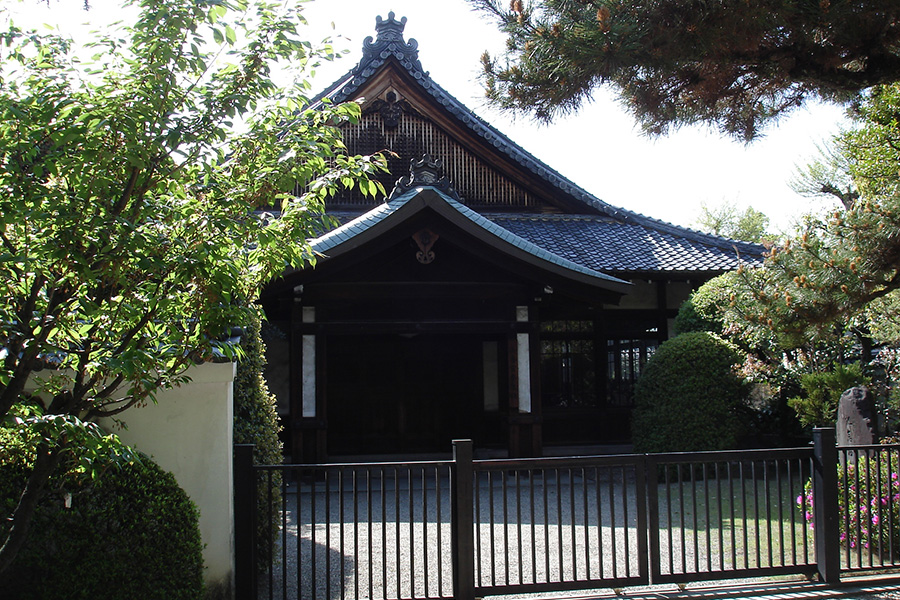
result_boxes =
[99,362,236,595]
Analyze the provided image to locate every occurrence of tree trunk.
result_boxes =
[0,441,63,574]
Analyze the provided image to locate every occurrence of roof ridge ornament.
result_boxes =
[389,154,461,201]
[359,12,423,74]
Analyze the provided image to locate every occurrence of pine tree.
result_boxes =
[470,0,900,140]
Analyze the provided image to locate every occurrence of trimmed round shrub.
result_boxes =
[0,427,204,600]
[632,331,748,453]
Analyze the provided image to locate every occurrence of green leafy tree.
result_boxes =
[675,85,900,432]
[0,0,385,572]
[469,0,900,139]
[696,202,771,243]
[745,84,900,344]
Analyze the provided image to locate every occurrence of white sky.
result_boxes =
[5,0,849,232]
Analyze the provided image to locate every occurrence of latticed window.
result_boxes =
[541,339,597,408]
[541,321,596,408]
[606,338,658,406]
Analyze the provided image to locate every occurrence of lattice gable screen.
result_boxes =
[329,105,555,212]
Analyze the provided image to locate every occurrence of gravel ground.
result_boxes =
[254,471,897,600]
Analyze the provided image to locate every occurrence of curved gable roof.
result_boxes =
[308,184,631,295]
[312,12,766,271]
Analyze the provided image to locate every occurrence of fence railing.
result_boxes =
[234,429,900,600]
[836,444,900,572]
[644,448,817,583]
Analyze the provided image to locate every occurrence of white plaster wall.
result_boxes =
[99,362,236,593]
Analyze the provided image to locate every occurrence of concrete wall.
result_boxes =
[99,362,236,597]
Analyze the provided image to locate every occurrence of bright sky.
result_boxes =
[5,0,849,232]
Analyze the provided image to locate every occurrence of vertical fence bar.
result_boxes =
[502,469,509,585]
[569,468,576,581]
[887,448,897,564]
[281,472,287,600]
[488,470,496,585]
[234,444,257,600]
[621,465,631,577]
[594,467,604,579]
[368,469,374,600]
[690,463,698,573]
[666,464,674,575]
[813,427,840,583]
[474,469,482,587]
[704,463,711,573]
[530,468,537,584]
[638,456,653,584]
[452,440,475,600]
[339,467,345,600]
[408,468,414,598]
[875,449,885,565]
[325,469,332,600]
[751,461,760,569]
[302,471,310,596]
[423,467,429,597]
[764,461,772,567]
[436,466,443,596]
[395,467,401,600]
[543,468,550,581]
[516,470,523,584]
[556,466,563,580]
[581,467,589,580]
[266,470,274,599]
[382,468,387,599]
[311,468,318,600]
[609,464,618,578]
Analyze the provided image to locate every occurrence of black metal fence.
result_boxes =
[836,444,900,572]
[234,429,900,600]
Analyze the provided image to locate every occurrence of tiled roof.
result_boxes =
[327,209,763,274]
[484,214,763,273]
[315,189,630,287]
[315,14,766,275]
[311,12,630,222]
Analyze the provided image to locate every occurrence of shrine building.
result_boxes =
[259,13,764,463]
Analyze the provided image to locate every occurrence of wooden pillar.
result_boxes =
[291,302,326,463]
[507,305,542,458]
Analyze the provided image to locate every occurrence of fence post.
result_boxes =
[234,444,257,600]
[451,439,475,600]
[812,427,840,584]
[640,454,656,585]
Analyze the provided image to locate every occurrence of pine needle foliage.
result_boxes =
[470,0,900,140]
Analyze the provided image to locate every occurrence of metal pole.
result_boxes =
[234,443,257,599]
[813,428,840,584]
[451,439,476,600]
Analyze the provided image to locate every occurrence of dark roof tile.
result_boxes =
[316,15,767,276]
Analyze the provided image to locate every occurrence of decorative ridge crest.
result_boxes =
[389,154,460,201]
[359,12,423,73]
